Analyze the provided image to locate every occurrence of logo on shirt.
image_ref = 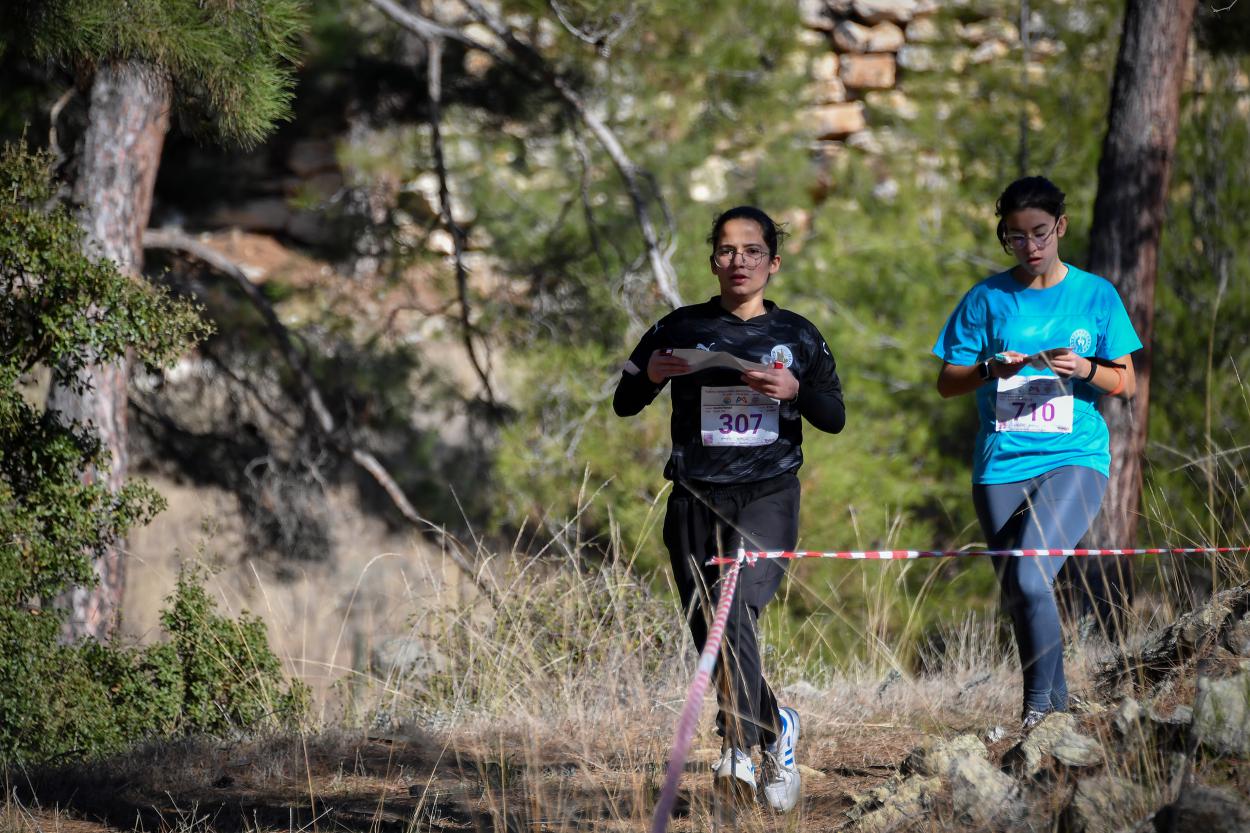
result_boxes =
[1069,329,1093,354]
[762,344,794,368]
[696,342,716,351]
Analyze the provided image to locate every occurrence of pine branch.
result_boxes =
[423,35,498,407]
[7,0,305,147]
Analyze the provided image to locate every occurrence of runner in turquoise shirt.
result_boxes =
[932,176,1141,731]
[935,263,1142,483]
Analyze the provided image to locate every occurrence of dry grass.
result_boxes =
[13,462,1250,831]
[0,547,1080,832]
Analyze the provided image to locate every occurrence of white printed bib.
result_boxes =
[700,386,780,447]
[994,374,1073,434]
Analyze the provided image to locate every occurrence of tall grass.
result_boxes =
[8,436,1246,831]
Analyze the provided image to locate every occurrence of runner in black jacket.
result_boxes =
[614,206,844,812]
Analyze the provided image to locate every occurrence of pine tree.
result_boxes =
[1079,0,1197,630]
[0,0,305,640]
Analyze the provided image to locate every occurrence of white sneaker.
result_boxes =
[761,706,801,812]
[712,746,756,794]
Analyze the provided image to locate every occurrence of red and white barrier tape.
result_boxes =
[650,542,1245,825]
[650,560,742,833]
[709,546,1250,565]
[649,542,1250,832]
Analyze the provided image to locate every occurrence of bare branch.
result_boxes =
[366,0,682,310]
[547,0,639,57]
[570,125,638,322]
[366,0,479,44]
[461,0,682,308]
[47,87,76,175]
[143,227,500,605]
[424,35,498,406]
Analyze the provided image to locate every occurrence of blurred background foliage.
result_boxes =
[2,0,1247,670]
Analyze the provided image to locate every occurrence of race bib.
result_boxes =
[995,375,1073,433]
[700,386,779,447]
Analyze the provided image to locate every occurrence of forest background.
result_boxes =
[2,0,1250,745]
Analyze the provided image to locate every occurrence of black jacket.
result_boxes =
[613,297,844,484]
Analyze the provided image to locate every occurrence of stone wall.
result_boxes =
[158,1,1063,246]
[797,0,1058,144]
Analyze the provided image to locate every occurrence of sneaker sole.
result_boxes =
[765,707,802,813]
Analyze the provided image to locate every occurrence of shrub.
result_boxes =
[160,564,309,734]
[0,142,303,764]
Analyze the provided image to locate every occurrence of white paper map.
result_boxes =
[668,349,769,374]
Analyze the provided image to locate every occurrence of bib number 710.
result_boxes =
[994,375,1073,434]
[1011,401,1056,422]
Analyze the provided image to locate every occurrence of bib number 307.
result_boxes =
[700,386,780,447]
[994,375,1073,434]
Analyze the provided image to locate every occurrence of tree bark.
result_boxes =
[1079,0,1196,626]
[48,61,171,642]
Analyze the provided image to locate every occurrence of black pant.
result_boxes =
[663,472,799,750]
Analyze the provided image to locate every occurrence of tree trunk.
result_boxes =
[1078,0,1196,629]
[48,61,171,642]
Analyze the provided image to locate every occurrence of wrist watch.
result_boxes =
[978,360,993,382]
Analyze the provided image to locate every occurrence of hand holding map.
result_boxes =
[666,348,769,375]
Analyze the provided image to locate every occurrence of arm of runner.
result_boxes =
[646,349,692,384]
[1039,350,1135,398]
[793,332,845,434]
[613,325,673,416]
[1089,353,1135,398]
[1035,347,1081,376]
[936,351,1026,398]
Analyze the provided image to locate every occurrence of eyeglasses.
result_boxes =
[1003,220,1060,250]
[713,245,770,267]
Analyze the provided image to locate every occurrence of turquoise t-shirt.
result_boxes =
[932,264,1143,484]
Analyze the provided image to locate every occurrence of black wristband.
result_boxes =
[978,360,993,382]
[1082,360,1097,382]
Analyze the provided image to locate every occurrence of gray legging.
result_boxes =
[972,465,1108,714]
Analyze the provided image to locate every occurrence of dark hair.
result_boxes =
[707,205,788,259]
[995,176,1066,247]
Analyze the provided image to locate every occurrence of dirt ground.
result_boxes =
[7,722,928,833]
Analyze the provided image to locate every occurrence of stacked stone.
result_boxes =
[843,585,1250,833]
[799,0,1057,146]
[799,0,936,141]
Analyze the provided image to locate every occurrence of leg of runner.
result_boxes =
[729,473,800,812]
[662,473,799,808]
[726,474,798,749]
[664,482,758,800]
[1013,466,1107,712]
[975,467,1107,723]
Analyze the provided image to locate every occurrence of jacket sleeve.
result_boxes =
[613,321,667,417]
[796,328,845,434]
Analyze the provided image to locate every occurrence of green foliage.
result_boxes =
[0,147,211,384]
[0,0,305,147]
[0,142,210,605]
[0,143,304,764]
[159,564,309,735]
[0,568,308,764]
